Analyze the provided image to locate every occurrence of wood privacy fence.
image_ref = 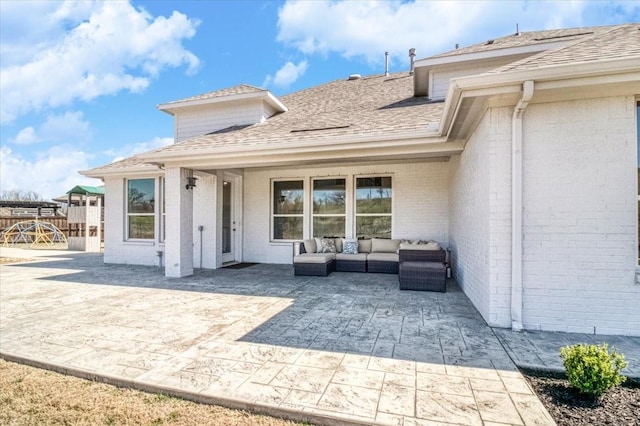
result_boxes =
[0,216,104,241]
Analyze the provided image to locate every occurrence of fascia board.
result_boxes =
[140,130,444,162]
[80,166,162,179]
[415,40,572,69]
[453,56,640,91]
[160,141,464,170]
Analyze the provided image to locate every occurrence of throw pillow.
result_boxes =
[343,239,359,254]
[302,239,317,254]
[320,238,337,253]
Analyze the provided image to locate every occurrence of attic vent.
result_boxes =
[533,31,593,41]
[347,74,361,80]
[291,125,350,133]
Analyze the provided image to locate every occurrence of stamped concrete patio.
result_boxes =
[1,248,556,425]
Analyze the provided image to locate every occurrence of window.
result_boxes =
[355,176,392,239]
[273,180,304,240]
[127,178,155,239]
[313,178,346,237]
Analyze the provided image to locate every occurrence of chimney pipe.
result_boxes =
[409,48,416,75]
[384,51,389,76]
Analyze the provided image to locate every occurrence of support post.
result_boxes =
[165,167,194,277]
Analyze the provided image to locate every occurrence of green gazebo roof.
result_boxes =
[66,185,105,196]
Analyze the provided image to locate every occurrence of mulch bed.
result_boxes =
[521,369,640,426]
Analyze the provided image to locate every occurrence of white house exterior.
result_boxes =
[83,24,640,337]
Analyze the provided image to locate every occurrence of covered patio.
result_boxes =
[0,249,554,425]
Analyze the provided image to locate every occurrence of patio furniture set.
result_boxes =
[294,237,448,292]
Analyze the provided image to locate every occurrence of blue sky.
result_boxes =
[1,0,639,200]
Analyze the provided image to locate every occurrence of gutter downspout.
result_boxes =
[511,80,534,331]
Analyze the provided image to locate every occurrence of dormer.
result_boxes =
[413,28,600,100]
[158,84,287,143]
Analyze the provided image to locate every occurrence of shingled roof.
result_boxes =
[160,84,266,106]
[88,72,444,173]
[84,23,639,176]
[488,23,640,73]
[431,24,621,59]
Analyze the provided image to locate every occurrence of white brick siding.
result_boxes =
[192,174,217,269]
[521,96,639,336]
[449,110,492,323]
[243,161,451,264]
[165,167,194,277]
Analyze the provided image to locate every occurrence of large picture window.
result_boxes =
[355,176,392,239]
[127,178,155,240]
[313,178,346,237]
[273,180,304,240]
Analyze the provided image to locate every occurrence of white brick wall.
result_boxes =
[449,111,492,323]
[165,167,194,277]
[243,161,451,264]
[521,96,639,336]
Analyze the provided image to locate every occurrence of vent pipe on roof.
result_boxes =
[409,48,416,75]
[515,23,520,36]
[384,51,389,77]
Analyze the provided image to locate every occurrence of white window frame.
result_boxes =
[271,179,305,241]
[311,177,347,238]
[125,178,156,241]
[354,175,393,239]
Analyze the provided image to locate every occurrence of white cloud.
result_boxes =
[275,0,640,68]
[103,136,174,163]
[263,60,309,87]
[10,127,40,145]
[0,145,101,201]
[0,0,200,124]
[9,111,91,145]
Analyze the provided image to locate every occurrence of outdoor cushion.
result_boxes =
[358,239,372,253]
[294,253,336,263]
[302,239,317,254]
[371,238,400,253]
[320,238,337,253]
[335,253,367,261]
[399,242,441,251]
[342,239,358,254]
[314,237,323,253]
[367,252,399,262]
[334,238,343,253]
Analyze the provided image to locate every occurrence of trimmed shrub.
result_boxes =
[560,343,628,397]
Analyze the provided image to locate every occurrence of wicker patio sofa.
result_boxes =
[294,238,446,285]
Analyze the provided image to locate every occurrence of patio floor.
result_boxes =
[0,249,563,425]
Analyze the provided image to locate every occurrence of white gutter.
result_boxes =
[511,80,534,331]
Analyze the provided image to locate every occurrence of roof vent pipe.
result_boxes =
[409,48,416,75]
[384,51,389,76]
